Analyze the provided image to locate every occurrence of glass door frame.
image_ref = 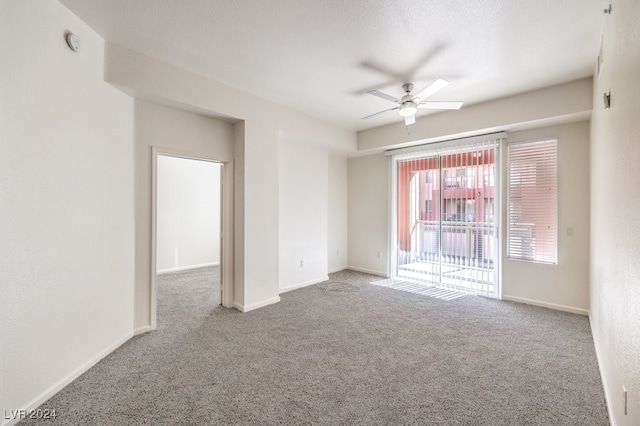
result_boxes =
[388,135,504,299]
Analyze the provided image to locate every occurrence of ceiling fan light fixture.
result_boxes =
[363,80,462,124]
[398,101,417,117]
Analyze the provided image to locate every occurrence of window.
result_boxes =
[425,170,433,183]
[444,169,457,188]
[484,198,495,222]
[507,139,557,263]
[483,165,495,187]
[464,168,476,188]
[425,199,433,213]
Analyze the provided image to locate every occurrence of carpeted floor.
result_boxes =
[20,268,609,425]
[155,266,221,331]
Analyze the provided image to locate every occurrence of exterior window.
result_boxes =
[483,165,495,187]
[464,168,475,188]
[507,139,557,263]
[484,198,495,222]
[443,168,475,188]
[425,171,433,183]
[444,169,457,188]
[425,199,433,213]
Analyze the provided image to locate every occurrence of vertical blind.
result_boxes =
[507,139,557,264]
[391,135,502,297]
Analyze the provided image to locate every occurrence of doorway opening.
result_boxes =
[391,137,501,298]
[153,153,223,328]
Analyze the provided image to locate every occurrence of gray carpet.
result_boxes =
[20,268,609,425]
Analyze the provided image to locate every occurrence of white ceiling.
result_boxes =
[60,0,604,131]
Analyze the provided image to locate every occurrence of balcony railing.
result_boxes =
[408,220,497,264]
[443,176,476,189]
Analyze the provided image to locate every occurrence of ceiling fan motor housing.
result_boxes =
[402,83,414,93]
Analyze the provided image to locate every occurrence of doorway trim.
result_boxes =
[150,147,233,330]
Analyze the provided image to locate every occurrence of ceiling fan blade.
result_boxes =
[361,106,400,120]
[367,90,400,103]
[404,114,416,126]
[413,78,450,99]
[418,101,463,110]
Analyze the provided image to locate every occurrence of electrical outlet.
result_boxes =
[623,385,627,415]
[336,250,340,257]
[567,227,573,236]
[376,251,381,259]
[300,260,304,268]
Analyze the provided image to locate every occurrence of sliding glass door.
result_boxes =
[392,137,501,298]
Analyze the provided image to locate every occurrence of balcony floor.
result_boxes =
[398,259,495,296]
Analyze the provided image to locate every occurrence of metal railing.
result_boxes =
[408,220,497,265]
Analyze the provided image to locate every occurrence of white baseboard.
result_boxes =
[346,265,388,277]
[232,296,281,313]
[328,266,347,274]
[2,331,133,426]
[589,313,617,426]
[134,325,152,336]
[156,262,219,275]
[502,295,588,316]
[279,275,329,294]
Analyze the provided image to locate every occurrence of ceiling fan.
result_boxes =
[362,78,463,126]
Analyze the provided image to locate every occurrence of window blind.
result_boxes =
[392,135,502,297]
[507,139,557,263]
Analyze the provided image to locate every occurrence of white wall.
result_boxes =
[105,43,357,314]
[328,154,348,273]
[502,122,590,314]
[348,120,592,312]
[134,100,233,328]
[279,139,328,291]
[358,78,593,153]
[351,76,595,300]
[347,154,390,276]
[156,156,221,273]
[590,0,640,424]
[233,123,246,308]
[0,0,134,420]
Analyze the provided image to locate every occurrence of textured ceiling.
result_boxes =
[60,0,603,131]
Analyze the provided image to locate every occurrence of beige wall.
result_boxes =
[156,156,221,273]
[279,139,328,291]
[348,121,591,314]
[347,154,390,276]
[590,0,640,424]
[134,100,234,330]
[328,154,349,272]
[105,42,357,315]
[358,78,593,153]
[1,0,134,416]
[351,77,595,293]
[502,122,590,313]
[7,1,637,422]
[350,76,595,302]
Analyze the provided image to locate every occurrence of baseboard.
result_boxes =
[589,313,617,426]
[2,331,133,426]
[328,266,347,274]
[279,276,329,294]
[134,325,152,336]
[502,295,588,315]
[232,296,281,313]
[346,265,388,277]
[156,262,219,275]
